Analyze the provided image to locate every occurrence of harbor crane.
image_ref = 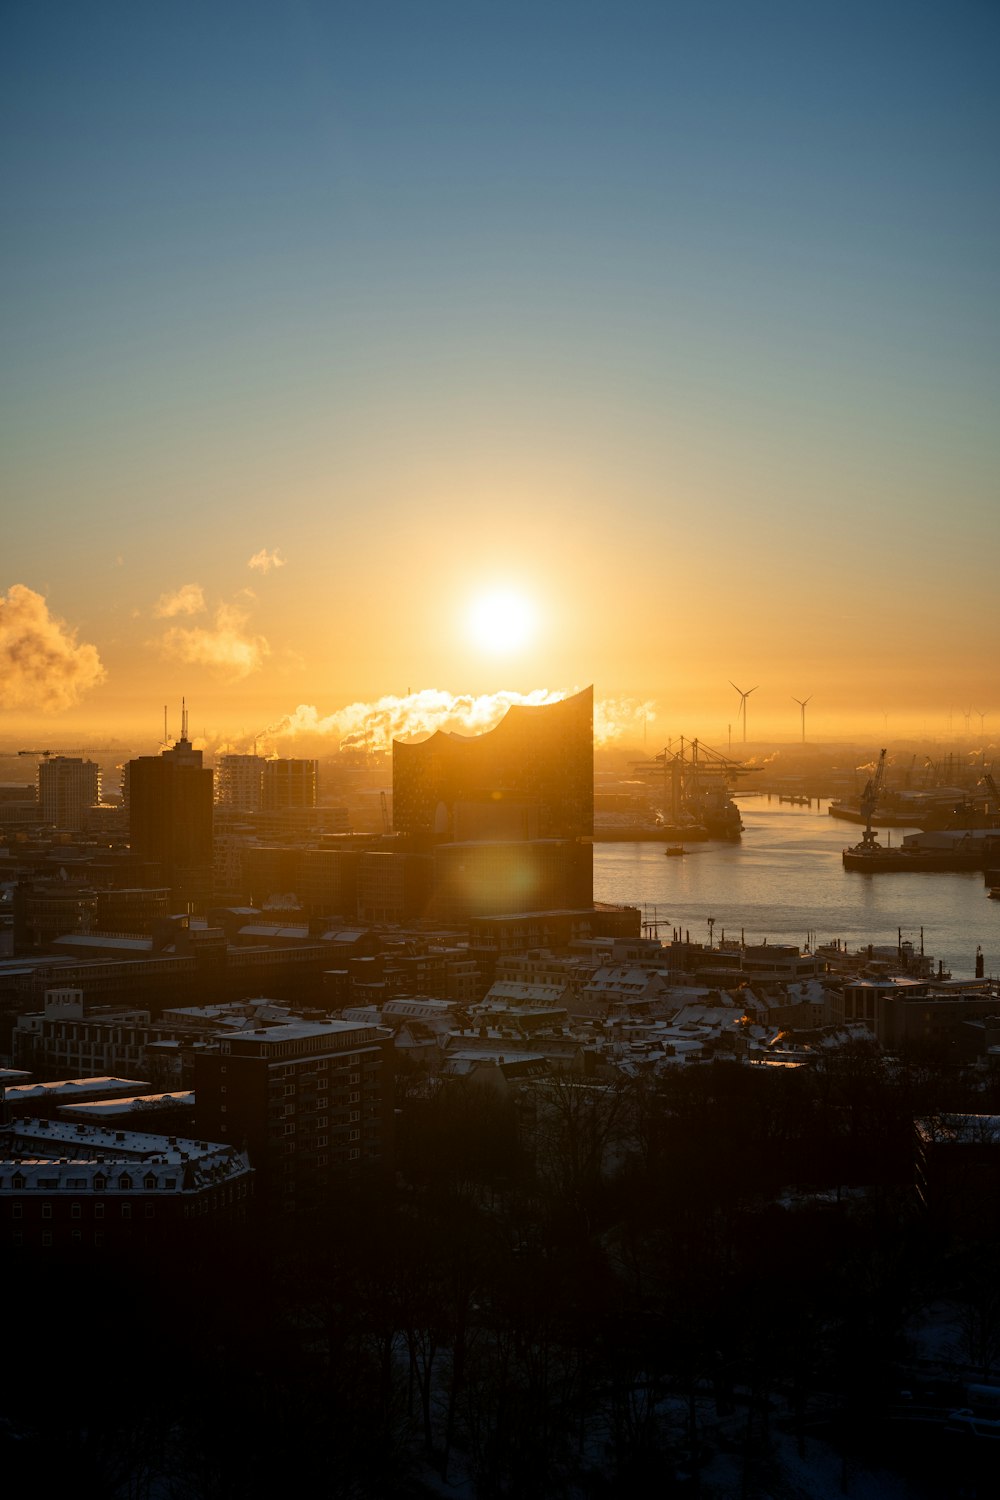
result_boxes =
[858,748,887,852]
[0,747,108,760]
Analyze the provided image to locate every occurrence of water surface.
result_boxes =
[592,799,998,980]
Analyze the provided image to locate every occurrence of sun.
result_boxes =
[467,589,537,655]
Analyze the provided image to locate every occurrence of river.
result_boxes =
[592,798,999,981]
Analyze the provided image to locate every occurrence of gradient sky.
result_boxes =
[2,1,998,748]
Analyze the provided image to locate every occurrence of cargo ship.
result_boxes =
[628,737,749,842]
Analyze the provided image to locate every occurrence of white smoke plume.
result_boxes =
[594,696,657,746]
[247,548,286,575]
[161,602,269,679]
[0,584,106,711]
[258,689,656,754]
[153,583,205,618]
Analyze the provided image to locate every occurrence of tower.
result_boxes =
[128,703,213,911]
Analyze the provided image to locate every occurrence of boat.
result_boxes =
[664,845,686,857]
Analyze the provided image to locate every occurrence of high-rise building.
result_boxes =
[128,718,213,912]
[38,756,100,830]
[392,687,594,922]
[393,686,593,842]
[215,754,267,812]
[261,758,317,811]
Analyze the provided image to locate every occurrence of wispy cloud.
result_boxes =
[0,584,106,711]
[153,583,205,619]
[161,602,269,679]
[247,548,286,575]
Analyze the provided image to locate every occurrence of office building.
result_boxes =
[128,715,213,911]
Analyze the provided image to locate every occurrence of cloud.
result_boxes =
[247,548,286,575]
[258,689,655,753]
[0,584,106,711]
[153,583,205,619]
[161,602,269,679]
[593,697,657,745]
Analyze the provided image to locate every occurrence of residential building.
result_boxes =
[0,1118,253,1253]
[194,1017,393,1213]
[38,757,100,830]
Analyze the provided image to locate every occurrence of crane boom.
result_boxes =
[858,748,887,849]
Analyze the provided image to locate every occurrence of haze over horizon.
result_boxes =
[3,3,998,748]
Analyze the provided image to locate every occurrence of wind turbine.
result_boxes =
[730,681,758,744]
[792,694,812,745]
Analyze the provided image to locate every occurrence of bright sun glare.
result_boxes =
[467,589,537,654]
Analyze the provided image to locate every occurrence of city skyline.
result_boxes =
[3,3,998,745]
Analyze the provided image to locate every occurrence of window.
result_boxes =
[118,1174,133,1191]
[94,1175,107,1191]
[42,1204,52,1220]
[145,1204,155,1219]
[11,1204,22,1219]
[144,1175,157,1190]
[42,1232,53,1247]
[121,1204,132,1219]
[94,1203,104,1219]
[71,1203,81,1219]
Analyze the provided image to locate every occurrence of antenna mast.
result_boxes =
[182,697,189,741]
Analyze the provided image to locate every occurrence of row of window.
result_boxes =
[9,1201,153,1219]
[3,1171,177,1193]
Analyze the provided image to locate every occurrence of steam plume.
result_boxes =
[0,584,106,711]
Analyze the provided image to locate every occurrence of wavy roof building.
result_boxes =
[392,686,593,843]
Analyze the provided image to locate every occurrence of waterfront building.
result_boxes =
[393,686,593,842]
